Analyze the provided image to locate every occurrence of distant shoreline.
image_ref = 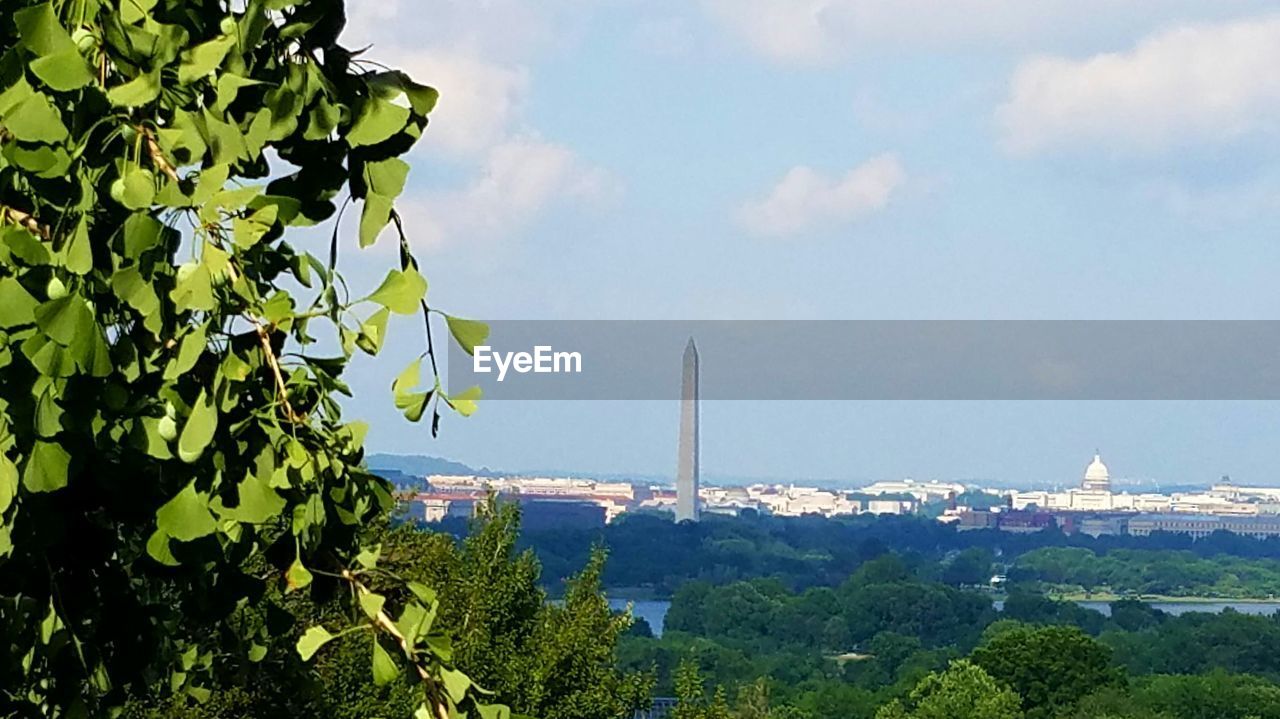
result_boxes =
[1050,592,1280,604]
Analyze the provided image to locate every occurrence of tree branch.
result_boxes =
[340,568,450,719]
[0,204,51,240]
[139,126,181,183]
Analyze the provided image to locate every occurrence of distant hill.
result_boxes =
[366,453,497,478]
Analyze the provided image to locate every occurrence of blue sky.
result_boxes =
[330,0,1280,487]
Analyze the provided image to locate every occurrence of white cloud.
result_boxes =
[701,0,1275,64]
[339,0,613,251]
[997,14,1280,155]
[382,51,530,157]
[402,138,619,251]
[737,154,906,237]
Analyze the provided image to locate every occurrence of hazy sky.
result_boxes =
[323,1,1280,487]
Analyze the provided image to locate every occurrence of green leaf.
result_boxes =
[447,386,482,417]
[123,212,164,259]
[441,667,472,703]
[111,267,162,336]
[366,268,427,315]
[392,358,423,398]
[3,92,69,143]
[371,638,398,686]
[355,307,389,355]
[119,0,158,24]
[232,205,277,248]
[355,544,380,569]
[3,226,51,265]
[0,278,39,328]
[285,557,313,592]
[177,34,234,83]
[21,333,77,377]
[477,704,511,719]
[120,169,157,210]
[358,195,394,248]
[22,440,70,492]
[363,157,411,197]
[395,601,435,644]
[0,454,18,515]
[176,389,217,463]
[214,74,264,111]
[347,98,410,147]
[5,143,70,177]
[401,79,439,117]
[296,626,333,661]
[358,591,385,620]
[171,262,215,312]
[146,529,180,566]
[391,357,433,421]
[204,109,248,164]
[247,644,268,663]
[35,386,62,437]
[63,217,92,274]
[30,48,94,91]
[445,316,489,355]
[155,481,217,542]
[358,159,411,247]
[107,70,161,107]
[406,581,437,606]
[34,296,93,347]
[230,472,285,524]
[130,417,174,460]
[164,324,207,380]
[14,4,75,56]
[75,327,113,377]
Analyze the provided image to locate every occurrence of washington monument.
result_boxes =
[676,338,700,522]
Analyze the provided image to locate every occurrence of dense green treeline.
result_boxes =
[1011,546,1280,598]
[620,551,1280,719]
[438,512,1280,598]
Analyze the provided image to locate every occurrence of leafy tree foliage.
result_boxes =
[369,501,654,719]
[940,548,994,587]
[874,660,1022,719]
[507,511,1280,599]
[622,544,1280,719]
[1000,591,1108,635]
[970,625,1124,719]
[673,660,732,719]
[1100,609,1280,679]
[1009,546,1280,598]
[0,0,492,715]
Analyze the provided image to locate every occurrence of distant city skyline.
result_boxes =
[362,400,1280,490]
[336,1,1280,488]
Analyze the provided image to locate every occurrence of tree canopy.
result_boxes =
[0,0,490,715]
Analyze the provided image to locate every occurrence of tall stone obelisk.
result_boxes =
[675,338,700,522]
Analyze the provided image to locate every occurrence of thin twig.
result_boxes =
[254,320,303,423]
[139,126,180,183]
[0,204,50,239]
[221,257,304,424]
[339,568,450,719]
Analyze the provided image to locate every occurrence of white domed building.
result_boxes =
[1082,453,1110,492]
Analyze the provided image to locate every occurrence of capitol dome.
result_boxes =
[1082,453,1110,492]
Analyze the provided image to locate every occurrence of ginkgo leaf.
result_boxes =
[366,268,427,315]
[296,626,333,661]
[445,316,489,355]
[177,389,217,463]
[155,482,217,542]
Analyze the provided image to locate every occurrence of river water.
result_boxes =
[608,598,1280,637]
